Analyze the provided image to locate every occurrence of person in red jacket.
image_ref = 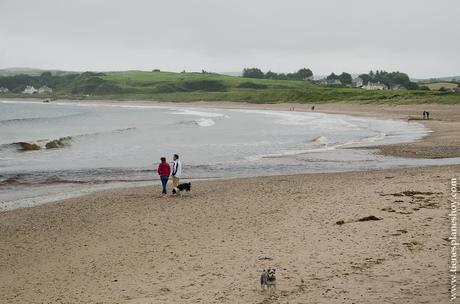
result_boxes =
[157,157,171,197]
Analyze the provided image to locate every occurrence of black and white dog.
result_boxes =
[172,182,191,196]
[260,267,276,292]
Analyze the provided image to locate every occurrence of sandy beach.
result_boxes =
[1,101,459,303]
[1,165,458,303]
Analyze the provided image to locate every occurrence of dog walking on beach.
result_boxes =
[172,182,191,196]
[260,267,277,293]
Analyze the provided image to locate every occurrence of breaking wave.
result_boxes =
[170,108,228,118]
[195,118,215,127]
[172,108,229,127]
[13,136,72,151]
[179,118,216,127]
[246,133,387,160]
[1,127,136,152]
[312,136,329,146]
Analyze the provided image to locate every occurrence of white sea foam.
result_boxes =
[247,132,388,161]
[312,136,329,146]
[231,109,322,126]
[170,108,228,118]
[195,118,215,127]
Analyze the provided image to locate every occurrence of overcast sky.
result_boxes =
[0,0,459,78]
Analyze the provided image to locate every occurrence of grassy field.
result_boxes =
[2,70,460,104]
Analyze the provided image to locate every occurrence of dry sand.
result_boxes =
[1,101,460,303]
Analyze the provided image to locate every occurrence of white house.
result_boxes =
[362,81,388,90]
[0,87,8,93]
[352,77,363,88]
[23,85,38,94]
[38,85,53,94]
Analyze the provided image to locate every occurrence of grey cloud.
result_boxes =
[0,0,459,77]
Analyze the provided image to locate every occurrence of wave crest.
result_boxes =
[2,128,136,152]
[195,118,215,127]
[312,136,329,146]
[13,136,72,151]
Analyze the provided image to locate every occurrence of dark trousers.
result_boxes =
[160,176,169,194]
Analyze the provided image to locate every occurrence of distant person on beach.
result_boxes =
[157,157,171,197]
[311,106,315,111]
[422,111,426,119]
[171,154,182,187]
[426,111,430,120]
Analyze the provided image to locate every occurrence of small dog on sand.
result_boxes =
[260,267,276,292]
[172,182,191,196]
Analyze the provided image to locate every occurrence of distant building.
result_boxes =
[38,85,53,94]
[23,85,37,94]
[362,81,388,90]
[320,79,342,86]
[352,77,363,88]
[0,87,9,93]
[303,75,314,81]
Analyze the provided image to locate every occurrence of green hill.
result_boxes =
[1,70,459,104]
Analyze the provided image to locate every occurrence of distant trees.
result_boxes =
[40,71,52,80]
[242,67,313,80]
[338,72,352,85]
[296,68,313,79]
[326,73,339,80]
[326,72,351,84]
[265,70,277,79]
[359,70,419,89]
[242,68,265,79]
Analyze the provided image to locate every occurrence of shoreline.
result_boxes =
[3,98,460,158]
[2,98,460,212]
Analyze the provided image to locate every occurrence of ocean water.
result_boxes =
[1,100,459,210]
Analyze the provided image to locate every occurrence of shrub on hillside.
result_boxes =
[182,80,227,92]
[238,82,268,89]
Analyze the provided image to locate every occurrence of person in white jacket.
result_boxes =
[171,154,182,187]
